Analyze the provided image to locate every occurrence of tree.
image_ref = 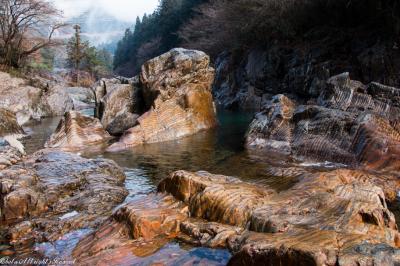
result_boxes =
[0,0,64,68]
[113,0,207,76]
[66,24,89,83]
[66,25,88,71]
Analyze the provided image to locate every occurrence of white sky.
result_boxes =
[52,0,160,22]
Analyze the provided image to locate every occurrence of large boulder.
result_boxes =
[40,85,74,116]
[0,72,78,125]
[107,48,217,151]
[74,169,400,265]
[45,111,111,150]
[72,194,188,265]
[159,170,400,265]
[0,72,44,124]
[94,77,142,135]
[63,86,95,111]
[0,150,128,254]
[246,73,400,171]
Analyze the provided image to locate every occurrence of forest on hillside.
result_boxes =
[114,0,400,76]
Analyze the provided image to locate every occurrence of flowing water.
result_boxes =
[21,110,345,264]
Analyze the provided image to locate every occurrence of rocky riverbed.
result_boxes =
[0,48,399,265]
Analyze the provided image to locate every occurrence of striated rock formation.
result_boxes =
[162,170,400,265]
[72,194,188,265]
[0,150,128,254]
[213,36,400,112]
[107,48,217,151]
[246,73,400,171]
[0,108,25,137]
[72,169,400,265]
[0,140,24,170]
[45,111,111,150]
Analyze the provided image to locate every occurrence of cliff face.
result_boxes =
[213,34,400,111]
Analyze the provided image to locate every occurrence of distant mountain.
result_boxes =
[67,7,133,53]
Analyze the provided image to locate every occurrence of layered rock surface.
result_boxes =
[45,111,111,150]
[107,48,217,151]
[213,36,400,111]
[0,150,128,254]
[72,169,400,265]
[72,194,188,265]
[246,73,400,172]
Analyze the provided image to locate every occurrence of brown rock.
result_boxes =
[0,150,128,251]
[0,108,25,137]
[158,170,400,265]
[158,171,275,227]
[246,73,400,171]
[72,194,188,263]
[107,48,217,151]
[45,111,111,150]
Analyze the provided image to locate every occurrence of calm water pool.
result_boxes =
[21,110,342,264]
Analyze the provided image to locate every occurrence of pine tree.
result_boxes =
[66,24,88,83]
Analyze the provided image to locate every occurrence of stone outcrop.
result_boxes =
[72,194,188,265]
[162,170,400,265]
[0,150,128,254]
[40,85,74,116]
[45,111,111,150]
[246,73,400,172]
[0,108,25,137]
[0,140,24,170]
[0,71,99,125]
[107,48,217,151]
[213,36,400,111]
[94,77,142,135]
[72,169,400,265]
[0,71,45,125]
[63,86,95,111]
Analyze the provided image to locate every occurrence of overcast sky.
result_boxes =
[53,0,160,22]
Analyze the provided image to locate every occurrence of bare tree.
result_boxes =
[0,0,65,68]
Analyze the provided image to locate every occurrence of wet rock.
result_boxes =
[227,230,400,266]
[45,111,111,150]
[246,74,400,171]
[108,48,217,151]
[158,170,400,265]
[72,194,188,264]
[158,170,275,227]
[246,94,295,154]
[0,150,128,250]
[178,219,243,248]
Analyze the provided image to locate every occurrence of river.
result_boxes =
[21,109,346,265]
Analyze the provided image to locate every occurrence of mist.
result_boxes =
[53,0,159,22]
[52,0,159,47]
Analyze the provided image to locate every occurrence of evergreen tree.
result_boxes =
[113,0,208,76]
[66,25,89,72]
